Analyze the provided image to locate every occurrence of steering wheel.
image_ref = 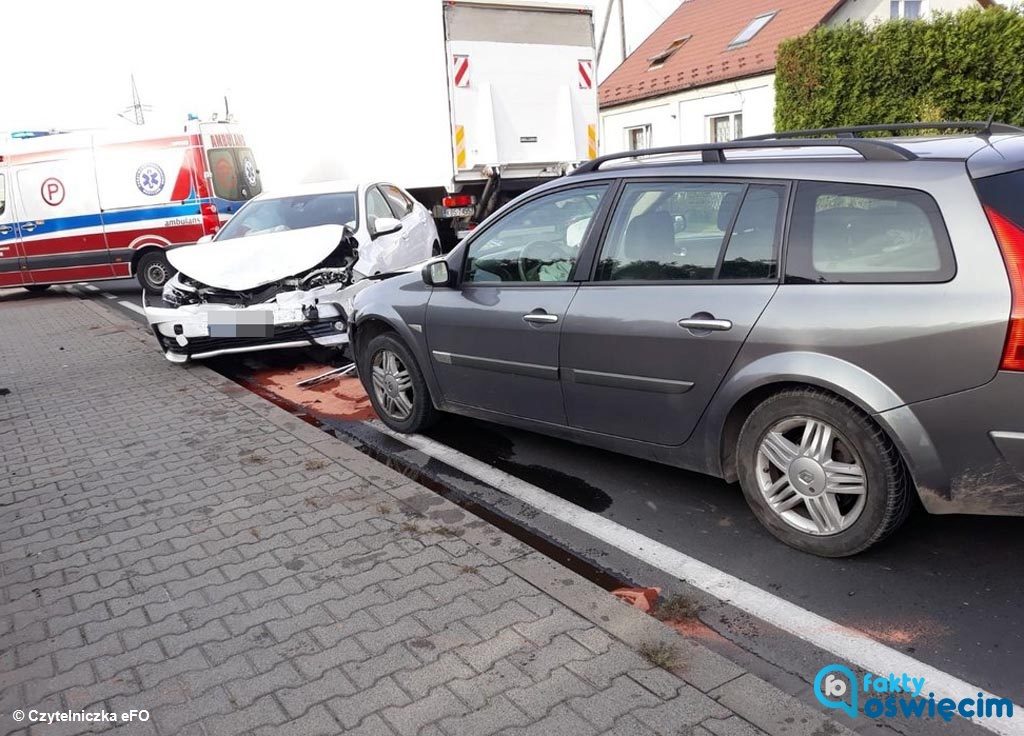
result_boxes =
[518,240,573,282]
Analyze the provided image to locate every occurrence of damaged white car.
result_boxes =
[145,181,440,363]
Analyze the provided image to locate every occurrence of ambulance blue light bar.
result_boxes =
[10,130,64,139]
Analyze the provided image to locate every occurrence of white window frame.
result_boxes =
[708,113,743,143]
[890,0,927,19]
[625,124,652,151]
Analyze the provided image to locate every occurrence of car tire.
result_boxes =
[24,284,51,293]
[736,388,912,557]
[136,250,174,293]
[360,332,439,433]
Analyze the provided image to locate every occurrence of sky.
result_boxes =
[0,1,675,185]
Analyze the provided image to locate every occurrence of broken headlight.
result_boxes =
[162,273,202,308]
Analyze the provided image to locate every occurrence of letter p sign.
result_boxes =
[41,177,65,206]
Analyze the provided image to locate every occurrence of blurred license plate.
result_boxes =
[208,311,274,338]
[442,206,475,218]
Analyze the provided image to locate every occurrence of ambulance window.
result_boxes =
[208,149,240,201]
[0,174,5,216]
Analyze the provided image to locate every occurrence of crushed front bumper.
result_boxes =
[144,292,349,363]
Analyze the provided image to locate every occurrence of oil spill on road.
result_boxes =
[427,419,615,513]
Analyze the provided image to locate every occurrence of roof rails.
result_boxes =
[571,137,916,176]
[742,121,1024,141]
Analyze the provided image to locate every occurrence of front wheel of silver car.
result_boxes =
[736,388,912,557]
[360,333,439,433]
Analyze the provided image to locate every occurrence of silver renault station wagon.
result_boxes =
[349,123,1024,557]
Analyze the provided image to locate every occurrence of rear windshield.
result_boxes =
[207,147,262,201]
[216,192,357,241]
[974,169,1024,229]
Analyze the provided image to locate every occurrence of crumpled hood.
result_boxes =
[167,224,345,291]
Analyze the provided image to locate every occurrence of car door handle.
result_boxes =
[0,226,11,235]
[523,313,559,324]
[20,222,36,232]
[677,318,732,331]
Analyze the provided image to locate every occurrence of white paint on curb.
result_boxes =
[370,420,1023,736]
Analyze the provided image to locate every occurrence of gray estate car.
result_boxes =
[349,123,1024,557]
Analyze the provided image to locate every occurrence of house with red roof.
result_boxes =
[598,0,991,153]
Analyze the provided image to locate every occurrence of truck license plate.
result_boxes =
[442,206,475,218]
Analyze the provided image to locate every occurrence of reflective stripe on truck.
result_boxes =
[454,125,467,170]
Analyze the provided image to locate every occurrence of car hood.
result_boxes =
[167,224,345,291]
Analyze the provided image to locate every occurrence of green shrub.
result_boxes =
[775,6,1024,131]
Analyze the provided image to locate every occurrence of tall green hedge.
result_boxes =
[775,6,1024,131]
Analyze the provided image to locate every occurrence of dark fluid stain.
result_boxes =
[284,558,306,571]
[0,388,9,396]
[428,419,613,513]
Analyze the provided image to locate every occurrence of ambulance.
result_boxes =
[0,120,260,293]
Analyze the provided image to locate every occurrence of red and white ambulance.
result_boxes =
[0,120,260,292]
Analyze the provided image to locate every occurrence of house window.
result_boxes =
[648,35,691,70]
[728,12,777,48]
[709,113,743,143]
[890,0,924,18]
[626,125,652,151]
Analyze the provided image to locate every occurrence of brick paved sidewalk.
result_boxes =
[0,290,850,736]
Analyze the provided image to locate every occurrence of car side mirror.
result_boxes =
[422,259,451,287]
[372,217,402,239]
[197,234,215,244]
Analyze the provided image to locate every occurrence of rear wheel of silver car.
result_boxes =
[136,250,174,293]
[361,333,439,433]
[736,389,912,557]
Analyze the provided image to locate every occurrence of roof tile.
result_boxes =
[599,0,844,108]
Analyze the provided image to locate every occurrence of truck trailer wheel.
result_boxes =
[136,251,174,293]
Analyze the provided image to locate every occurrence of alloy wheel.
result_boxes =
[754,416,867,536]
[371,349,414,421]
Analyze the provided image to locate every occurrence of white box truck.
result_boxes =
[337,0,598,248]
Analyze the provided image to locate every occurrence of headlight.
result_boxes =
[162,273,198,307]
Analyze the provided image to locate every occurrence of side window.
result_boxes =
[0,174,5,217]
[596,181,745,281]
[787,181,955,283]
[380,184,414,218]
[465,185,607,283]
[366,187,395,234]
[719,185,783,279]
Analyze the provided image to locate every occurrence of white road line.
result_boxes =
[370,420,1022,736]
[83,284,100,292]
[103,292,118,300]
[117,300,146,316]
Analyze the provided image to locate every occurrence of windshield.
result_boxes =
[216,192,358,241]
[207,147,262,201]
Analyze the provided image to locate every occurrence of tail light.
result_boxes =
[984,205,1024,371]
[442,194,475,208]
[200,202,220,235]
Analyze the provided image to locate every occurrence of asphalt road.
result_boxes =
[64,278,1024,718]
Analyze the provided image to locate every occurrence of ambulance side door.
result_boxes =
[0,163,26,287]
[13,152,115,284]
